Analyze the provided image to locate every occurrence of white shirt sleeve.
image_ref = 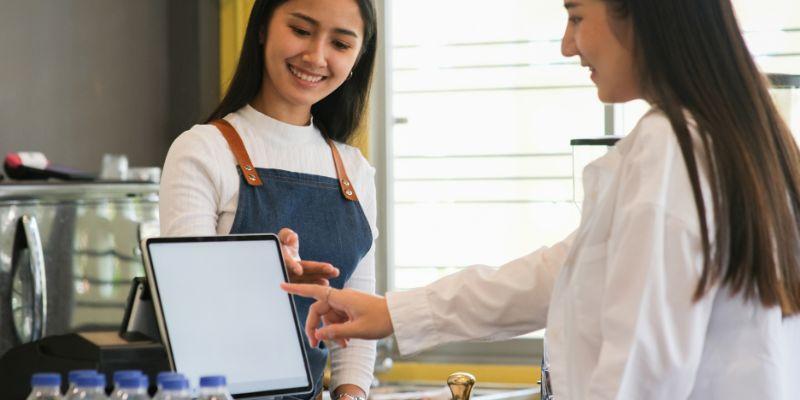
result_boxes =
[387,232,576,355]
[329,155,378,394]
[159,126,223,237]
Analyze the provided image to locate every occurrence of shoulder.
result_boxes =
[163,123,233,180]
[622,108,680,152]
[168,123,227,156]
[615,107,701,174]
[333,141,377,180]
[615,108,710,218]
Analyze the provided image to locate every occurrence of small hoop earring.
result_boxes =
[348,71,354,80]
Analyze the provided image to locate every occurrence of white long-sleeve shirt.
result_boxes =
[387,108,800,400]
[159,104,378,393]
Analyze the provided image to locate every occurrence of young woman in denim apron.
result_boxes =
[160,1,379,399]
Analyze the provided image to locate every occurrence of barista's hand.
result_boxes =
[280,283,394,348]
[278,228,339,285]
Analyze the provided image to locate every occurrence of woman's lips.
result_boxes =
[288,64,327,87]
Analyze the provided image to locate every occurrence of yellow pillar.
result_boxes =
[219,0,255,96]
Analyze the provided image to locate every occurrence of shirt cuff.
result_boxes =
[329,368,374,397]
[386,288,439,355]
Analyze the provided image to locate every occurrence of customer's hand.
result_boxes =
[280,283,394,348]
[278,228,339,285]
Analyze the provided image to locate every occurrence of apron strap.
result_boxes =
[211,118,358,201]
[211,119,263,186]
[326,138,359,202]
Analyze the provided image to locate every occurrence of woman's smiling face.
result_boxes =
[260,0,364,117]
[561,0,641,103]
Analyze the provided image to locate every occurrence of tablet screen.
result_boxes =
[144,235,312,397]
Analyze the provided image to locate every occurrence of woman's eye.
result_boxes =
[333,41,352,51]
[569,16,583,25]
[291,26,311,36]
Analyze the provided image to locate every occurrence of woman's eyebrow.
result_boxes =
[564,1,582,9]
[289,12,359,38]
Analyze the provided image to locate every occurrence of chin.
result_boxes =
[597,91,632,104]
[281,88,323,107]
[596,90,615,104]
[596,85,642,104]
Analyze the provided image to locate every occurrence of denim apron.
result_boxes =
[212,119,373,398]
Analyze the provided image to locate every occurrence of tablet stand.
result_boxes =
[119,277,160,342]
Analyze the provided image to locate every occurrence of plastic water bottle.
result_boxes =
[67,370,98,398]
[197,376,233,400]
[66,374,107,399]
[111,375,150,400]
[27,373,62,400]
[155,372,183,391]
[152,376,190,400]
[111,371,144,399]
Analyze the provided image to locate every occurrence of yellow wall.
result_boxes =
[218,0,370,158]
[377,362,541,386]
[219,0,255,96]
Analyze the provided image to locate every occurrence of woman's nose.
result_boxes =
[302,39,327,68]
[561,28,577,57]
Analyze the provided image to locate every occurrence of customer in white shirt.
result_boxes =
[160,1,380,399]
[283,0,800,399]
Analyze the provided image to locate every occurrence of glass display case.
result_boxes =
[0,182,159,357]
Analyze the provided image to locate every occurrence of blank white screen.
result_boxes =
[147,239,310,395]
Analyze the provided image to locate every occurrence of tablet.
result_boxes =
[141,234,314,398]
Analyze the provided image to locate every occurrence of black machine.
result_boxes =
[0,278,168,399]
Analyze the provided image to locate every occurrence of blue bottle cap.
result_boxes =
[119,375,148,389]
[96,373,107,387]
[31,373,61,387]
[113,370,144,383]
[157,371,183,384]
[162,377,189,391]
[68,370,97,383]
[74,374,105,388]
[200,375,226,387]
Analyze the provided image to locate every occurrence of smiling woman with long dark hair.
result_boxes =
[282,1,800,399]
[159,1,379,399]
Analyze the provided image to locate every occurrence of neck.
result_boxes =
[251,88,312,127]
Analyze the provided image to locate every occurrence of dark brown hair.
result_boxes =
[206,0,377,143]
[604,0,800,316]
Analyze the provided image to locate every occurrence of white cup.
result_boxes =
[100,154,129,180]
[127,167,161,183]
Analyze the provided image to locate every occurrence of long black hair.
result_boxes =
[604,0,800,316]
[206,0,377,143]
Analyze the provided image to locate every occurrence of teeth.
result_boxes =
[289,65,324,83]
